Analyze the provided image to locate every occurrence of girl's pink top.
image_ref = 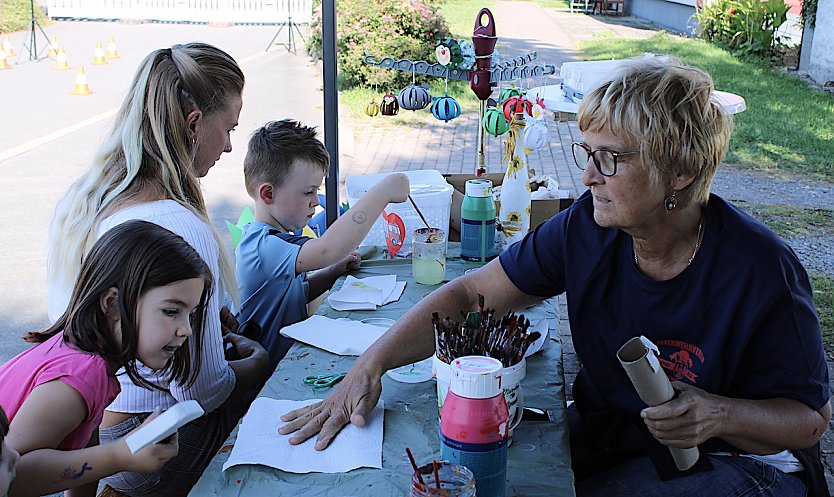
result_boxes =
[0,332,120,450]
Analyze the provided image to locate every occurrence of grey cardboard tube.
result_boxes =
[617,336,700,471]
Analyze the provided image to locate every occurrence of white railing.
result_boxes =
[47,0,313,24]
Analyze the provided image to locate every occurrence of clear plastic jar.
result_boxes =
[408,462,476,496]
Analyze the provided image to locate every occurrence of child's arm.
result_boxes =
[295,173,409,273]
[7,382,176,497]
[63,430,100,497]
[307,251,361,302]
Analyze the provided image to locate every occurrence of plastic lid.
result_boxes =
[449,356,503,399]
[465,179,493,198]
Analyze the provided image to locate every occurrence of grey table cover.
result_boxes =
[190,248,576,496]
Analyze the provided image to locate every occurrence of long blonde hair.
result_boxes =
[48,43,243,309]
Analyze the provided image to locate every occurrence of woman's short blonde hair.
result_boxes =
[577,56,733,205]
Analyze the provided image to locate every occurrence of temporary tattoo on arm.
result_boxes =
[351,210,368,224]
[56,462,93,481]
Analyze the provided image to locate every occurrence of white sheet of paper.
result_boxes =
[280,315,388,355]
[333,275,395,304]
[223,397,384,474]
[328,276,405,311]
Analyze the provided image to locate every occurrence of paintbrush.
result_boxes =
[408,195,431,229]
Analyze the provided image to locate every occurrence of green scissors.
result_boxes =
[303,372,346,389]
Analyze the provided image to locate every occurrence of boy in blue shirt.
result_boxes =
[237,119,410,368]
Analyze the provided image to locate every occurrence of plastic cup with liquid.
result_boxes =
[412,228,446,285]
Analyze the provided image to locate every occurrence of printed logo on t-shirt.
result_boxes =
[656,339,703,384]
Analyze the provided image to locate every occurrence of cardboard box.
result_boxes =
[443,173,574,242]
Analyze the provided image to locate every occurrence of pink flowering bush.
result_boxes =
[307,0,450,89]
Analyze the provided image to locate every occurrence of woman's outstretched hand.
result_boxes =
[278,365,383,450]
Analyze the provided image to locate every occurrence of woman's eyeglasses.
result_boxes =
[571,142,638,177]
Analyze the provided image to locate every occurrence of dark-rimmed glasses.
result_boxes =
[571,142,638,177]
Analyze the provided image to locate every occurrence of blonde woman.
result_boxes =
[47,42,269,497]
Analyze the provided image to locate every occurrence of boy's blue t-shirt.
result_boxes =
[499,191,828,418]
[237,222,310,368]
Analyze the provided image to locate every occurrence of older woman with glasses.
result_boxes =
[278,57,830,496]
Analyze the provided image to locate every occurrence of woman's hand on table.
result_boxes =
[641,381,724,449]
[278,364,383,450]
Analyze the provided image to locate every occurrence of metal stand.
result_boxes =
[20,0,51,62]
[265,16,306,54]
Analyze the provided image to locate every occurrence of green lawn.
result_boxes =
[579,32,834,182]
[439,0,496,39]
[527,0,572,10]
[0,0,48,32]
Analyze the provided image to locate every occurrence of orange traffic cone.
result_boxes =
[105,37,119,59]
[52,48,70,70]
[0,56,11,70]
[1,35,14,57]
[47,36,59,59]
[71,66,92,95]
[92,42,107,65]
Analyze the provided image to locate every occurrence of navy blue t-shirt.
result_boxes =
[500,191,828,416]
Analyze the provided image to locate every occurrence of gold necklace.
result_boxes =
[633,216,703,269]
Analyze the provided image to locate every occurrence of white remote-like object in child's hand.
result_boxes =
[125,400,204,454]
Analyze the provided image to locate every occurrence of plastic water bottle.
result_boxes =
[440,356,509,497]
[460,179,496,263]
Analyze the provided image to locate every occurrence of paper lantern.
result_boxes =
[483,107,510,136]
[398,84,432,111]
[380,93,399,116]
[524,119,548,151]
[431,95,461,122]
[502,96,533,121]
[364,99,380,117]
[499,86,523,103]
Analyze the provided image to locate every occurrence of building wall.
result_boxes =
[808,0,834,84]
[628,0,698,34]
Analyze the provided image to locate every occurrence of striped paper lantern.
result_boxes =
[398,84,432,111]
[482,107,510,136]
[430,95,461,122]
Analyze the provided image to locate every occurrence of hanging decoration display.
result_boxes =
[431,94,462,122]
[364,99,380,117]
[482,107,510,136]
[380,93,399,116]
[399,84,432,111]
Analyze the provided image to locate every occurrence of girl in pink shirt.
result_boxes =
[0,220,212,497]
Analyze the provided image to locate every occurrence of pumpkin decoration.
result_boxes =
[431,94,461,122]
[380,93,399,116]
[364,99,380,117]
[502,95,533,121]
[398,84,432,111]
[523,118,548,151]
[499,86,523,103]
[483,107,510,136]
